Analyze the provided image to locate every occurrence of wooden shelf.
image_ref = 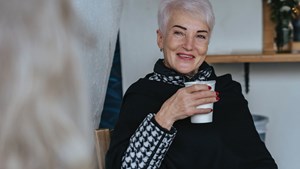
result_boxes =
[206,53,300,63]
[205,1,300,64]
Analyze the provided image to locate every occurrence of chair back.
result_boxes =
[95,129,111,169]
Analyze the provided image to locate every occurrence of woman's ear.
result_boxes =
[156,29,163,50]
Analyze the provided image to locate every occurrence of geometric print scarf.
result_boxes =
[148,59,213,86]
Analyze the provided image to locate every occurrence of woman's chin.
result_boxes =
[176,68,196,76]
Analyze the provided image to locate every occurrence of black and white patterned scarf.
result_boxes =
[148,59,213,86]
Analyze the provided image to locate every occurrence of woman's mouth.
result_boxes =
[177,53,195,60]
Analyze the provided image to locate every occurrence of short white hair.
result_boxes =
[157,0,215,35]
[0,0,94,168]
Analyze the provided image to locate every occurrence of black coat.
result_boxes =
[106,70,277,169]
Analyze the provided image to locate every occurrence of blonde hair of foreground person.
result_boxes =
[0,0,94,168]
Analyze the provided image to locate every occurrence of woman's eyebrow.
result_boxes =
[172,25,208,33]
[172,25,187,30]
[197,30,208,33]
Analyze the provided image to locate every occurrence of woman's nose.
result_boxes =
[182,36,194,51]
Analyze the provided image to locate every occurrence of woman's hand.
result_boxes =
[155,84,219,130]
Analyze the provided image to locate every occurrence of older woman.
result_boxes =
[106,0,278,169]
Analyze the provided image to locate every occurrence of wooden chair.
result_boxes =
[95,129,111,169]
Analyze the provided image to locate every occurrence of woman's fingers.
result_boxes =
[180,85,219,115]
[157,84,220,124]
[190,90,216,99]
[190,91,218,105]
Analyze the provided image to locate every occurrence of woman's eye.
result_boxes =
[174,31,184,36]
[196,34,206,39]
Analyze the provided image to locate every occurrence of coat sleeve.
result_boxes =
[215,75,278,169]
[105,85,176,169]
[120,113,176,169]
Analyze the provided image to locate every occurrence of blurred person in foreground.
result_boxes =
[0,0,94,168]
[106,0,278,168]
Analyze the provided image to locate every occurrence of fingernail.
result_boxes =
[216,91,219,96]
[210,109,213,112]
[208,86,211,90]
[216,96,220,101]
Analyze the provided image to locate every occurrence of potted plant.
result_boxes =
[269,0,299,52]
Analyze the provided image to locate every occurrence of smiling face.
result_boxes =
[157,10,210,77]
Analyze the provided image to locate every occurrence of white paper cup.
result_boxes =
[184,80,216,123]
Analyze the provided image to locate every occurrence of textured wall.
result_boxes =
[73,0,123,128]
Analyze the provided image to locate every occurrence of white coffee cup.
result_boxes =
[184,80,216,123]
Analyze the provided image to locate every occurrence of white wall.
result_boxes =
[209,0,263,54]
[120,1,300,169]
[120,1,160,90]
